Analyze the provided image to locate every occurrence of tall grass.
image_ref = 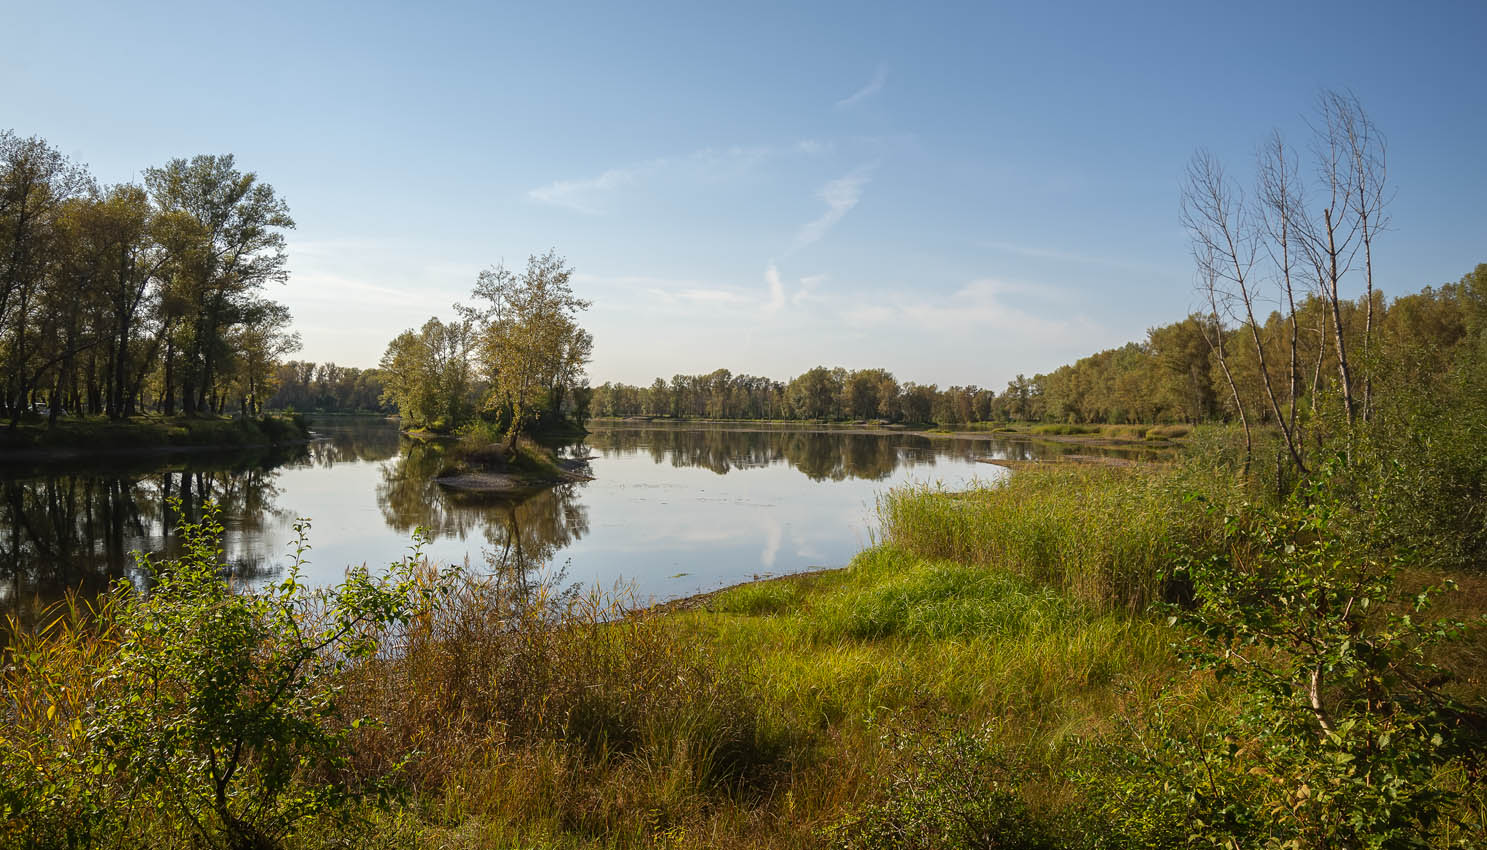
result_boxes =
[877,465,1217,612]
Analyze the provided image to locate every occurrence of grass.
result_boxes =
[877,465,1217,613]
[0,412,309,453]
[4,462,1482,848]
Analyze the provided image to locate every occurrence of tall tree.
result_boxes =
[144,155,293,416]
[464,250,592,447]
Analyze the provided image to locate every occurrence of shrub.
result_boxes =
[826,726,1057,850]
[1,505,441,850]
[1138,483,1487,848]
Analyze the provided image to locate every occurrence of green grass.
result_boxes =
[8,460,1479,848]
[877,465,1215,612]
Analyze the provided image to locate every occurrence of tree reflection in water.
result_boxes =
[376,439,590,592]
[584,423,1169,480]
[3,418,1170,625]
[0,445,304,625]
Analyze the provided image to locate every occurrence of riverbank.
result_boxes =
[589,416,1195,449]
[6,457,1484,848]
[0,413,312,462]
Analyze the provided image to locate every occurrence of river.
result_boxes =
[0,417,1167,621]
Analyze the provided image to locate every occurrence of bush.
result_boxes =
[1,505,440,850]
[1132,483,1487,848]
[827,726,1057,850]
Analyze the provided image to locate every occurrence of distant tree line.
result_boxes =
[265,361,392,413]
[588,270,1481,432]
[0,131,299,425]
[589,368,998,426]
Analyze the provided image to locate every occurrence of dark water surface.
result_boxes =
[0,417,1165,620]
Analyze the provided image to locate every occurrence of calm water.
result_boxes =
[0,418,1166,620]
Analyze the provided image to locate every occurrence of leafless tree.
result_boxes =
[1193,243,1252,474]
[1256,131,1306,466]
[1326,90,1390,422]
[1297,92,1364,427]
[1183,150,1306,472]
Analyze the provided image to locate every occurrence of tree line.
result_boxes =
[587,269,1478,434]
[589,368,999,425]
[0,131,299,426]
[265,361,391,413]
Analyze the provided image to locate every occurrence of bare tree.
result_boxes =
[1183,150,1306,472]
[1298,92,1363,427]
[1193,243,1252,474]
[1326,90,1390,422]
[1256,131,1307,468]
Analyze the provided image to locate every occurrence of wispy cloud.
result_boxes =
[842,278,1096,345]
[795,165,876,249]
[793,273,828,305]
[529,141,830,214]
[836,65,888,108]
[764,265,787,312]
[527,168,641,214]
[979,240,1174,276]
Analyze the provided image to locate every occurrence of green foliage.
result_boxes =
[1,504,442,849]
[465,250,593,446]
[1357,270,1487,571]
[1139,484,1487,848]
[377,317,478,431]
[827,726,1057,850]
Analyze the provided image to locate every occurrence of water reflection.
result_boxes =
[583,423,1167,479]
[0,446,305,624]
[1,417,1169,623]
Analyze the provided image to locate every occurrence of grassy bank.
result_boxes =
[0,413,310,456]
[4,461,1483,848]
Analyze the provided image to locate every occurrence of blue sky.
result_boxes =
[4,0,1484,387]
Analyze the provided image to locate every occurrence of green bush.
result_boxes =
[827,726,1057,850]
[1127,483,1487,848]
[1,505,441,850]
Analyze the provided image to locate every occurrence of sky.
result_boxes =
[4,0,1485,388]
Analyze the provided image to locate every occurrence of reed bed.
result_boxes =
[876,465,1217,613]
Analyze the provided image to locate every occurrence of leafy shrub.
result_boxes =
[1,505,441,850]
[1139,484,1487,848]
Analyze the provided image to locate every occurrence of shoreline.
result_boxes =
[0,415,314,465]
[588,416,1187,449]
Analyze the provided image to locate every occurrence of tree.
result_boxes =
[145,155,294,416]
[0,131,92,424]
[378,317,476,430]
[787,367,843,420]
[1183,149,1305,472]
[464,250,592,447]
